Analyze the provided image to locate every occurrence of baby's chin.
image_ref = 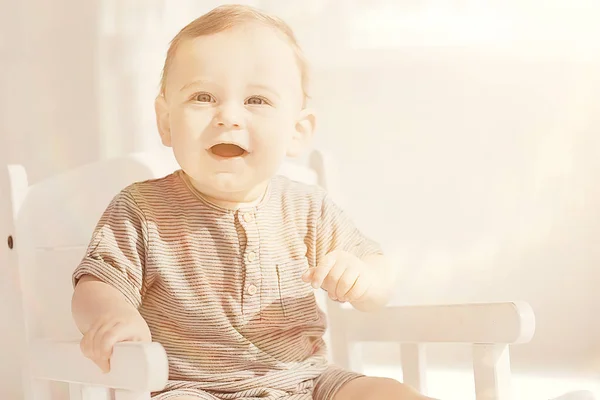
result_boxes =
[211,172,254,192]
[193,172,270,203]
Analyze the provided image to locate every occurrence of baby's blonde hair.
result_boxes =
[159,4,310,102]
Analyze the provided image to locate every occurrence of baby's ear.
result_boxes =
[155,95,172,147]
[287,108,316,158]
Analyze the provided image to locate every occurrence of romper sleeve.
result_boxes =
[315,194,383,266]
[72,187,148,309]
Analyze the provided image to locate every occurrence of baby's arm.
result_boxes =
[72,275,140,333]
[71,188,150,372]
[72,275,151,373]
[304,194,397,312]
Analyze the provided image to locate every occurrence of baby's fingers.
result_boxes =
[335,268,360,301]
[93,323,124,373]
[94,356,111,374]
[322,262,347,296]
[80,318,107,360]
[80,325,111,373]
[301,268,315,283]
[80,329,96,360]
[310,254,337,289]
[345,275,372,303]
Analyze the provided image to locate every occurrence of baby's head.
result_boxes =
[155,5,315,204]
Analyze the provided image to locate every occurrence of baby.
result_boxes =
[71,4,436,400]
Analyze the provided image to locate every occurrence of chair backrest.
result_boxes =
[0,166,30,399]
[4,149,339,347]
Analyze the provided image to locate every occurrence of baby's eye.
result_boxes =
[245,96,269,106]
[193,93,215,103]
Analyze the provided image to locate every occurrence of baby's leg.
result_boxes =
[314,367,438,400]
[333,376,438,400]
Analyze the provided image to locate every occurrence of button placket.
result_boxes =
[243,212,254,223]
[239,209,262,321]
[247,284,258,296]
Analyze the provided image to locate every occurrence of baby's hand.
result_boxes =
[302,250,373,303]
[80,308,151,373]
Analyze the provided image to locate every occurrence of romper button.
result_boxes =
[247,251,257,262]
[243,213,253,223]
[247,284,258,295]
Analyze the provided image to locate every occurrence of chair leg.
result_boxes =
[400,343,428,396]
[473,344,512,400]
[69,384,111,400]
[114,390,152,400]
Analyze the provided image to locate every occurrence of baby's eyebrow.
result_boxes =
[179,79,216,92]
[248,84,281,100]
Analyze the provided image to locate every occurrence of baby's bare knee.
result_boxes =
[335,377,437,400]
[373,378,435,399]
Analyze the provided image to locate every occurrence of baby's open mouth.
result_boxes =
[209,144,248,158]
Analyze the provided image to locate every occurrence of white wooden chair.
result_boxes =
[0,150,535,400]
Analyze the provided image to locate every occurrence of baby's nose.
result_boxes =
[215,103,243,129]
[216,120,240,128]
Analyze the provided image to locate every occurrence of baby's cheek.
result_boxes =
[252,123,289,148]
[184,116,213,135]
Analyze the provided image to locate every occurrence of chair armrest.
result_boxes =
[29,340,169,392]
[340,301,535,344]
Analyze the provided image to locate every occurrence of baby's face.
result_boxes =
[156,23,313,203]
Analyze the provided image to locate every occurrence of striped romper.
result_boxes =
[72,170,383,399]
